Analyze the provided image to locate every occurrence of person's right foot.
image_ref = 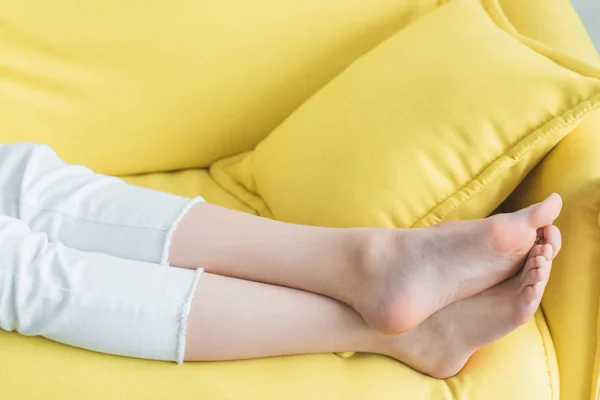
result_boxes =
[380,242,555,379]
[350,193,562,334]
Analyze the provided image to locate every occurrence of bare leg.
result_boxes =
[185,243,554,379]
[0,143,563,334]
[0,206,557,378]
[171,194,562,333]
[185,273,378,360]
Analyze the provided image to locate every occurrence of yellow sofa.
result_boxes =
[0,0,599,399]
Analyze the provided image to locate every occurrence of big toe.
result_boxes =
[519,193,562,228]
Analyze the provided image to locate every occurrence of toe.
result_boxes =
[522,193,562,228]
[521,256,548,285]
[522,256,552,287]
[540,225,562,259]
[532,256,548,273]
[521,281,546,305]
[521,284,541,305]
[529,267,544,283]
[527,244,552,260]
[528,244,543,258]
[520,256,539,284]
[528,263,550,284]
[520,259,552,305]
[541,244,553,262]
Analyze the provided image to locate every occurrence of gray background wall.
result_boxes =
[572,0,599,51]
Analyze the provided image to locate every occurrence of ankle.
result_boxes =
[368,330,397,358]
[339,228,397,306]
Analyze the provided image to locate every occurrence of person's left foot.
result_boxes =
[378,242,554,379]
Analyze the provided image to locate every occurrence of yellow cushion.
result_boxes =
[122,169,254,214]
[503,111,600,400]
[0,310,557,400]
[499,0,600,67]
[496,1,600,398]
[211,0,600,229]
[0,0,438,175]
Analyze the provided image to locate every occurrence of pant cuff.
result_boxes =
[176,267,204,364]
[160,196,205,266]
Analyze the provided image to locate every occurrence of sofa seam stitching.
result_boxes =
[535,309,556,399]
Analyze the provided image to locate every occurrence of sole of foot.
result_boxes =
[383,243,553,379]
[354,193,562,334]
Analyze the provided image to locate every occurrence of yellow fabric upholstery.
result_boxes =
[499,0,600,67]
[0,0,598,399]
[498,1,600,398]
[212,0,600,229]
[0,0,437,176]
[123,169,254,214]
[505,110,600,400]
[0,312,557,400]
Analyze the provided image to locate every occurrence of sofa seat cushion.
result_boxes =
[0,283,557,400]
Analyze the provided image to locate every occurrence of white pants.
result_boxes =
[0,143,204,363]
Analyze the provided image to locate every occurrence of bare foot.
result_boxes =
[380,243,554,379]
[352,193,562,333]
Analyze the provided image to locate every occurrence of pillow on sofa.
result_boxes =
[211,0,600,228]
[0,0,438,175]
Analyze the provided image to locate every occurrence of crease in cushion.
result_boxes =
[211,0,600,230]
[483,0,600,79]
[535,308,560,399]
[122,168,256,215]
[498,0,600,68]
